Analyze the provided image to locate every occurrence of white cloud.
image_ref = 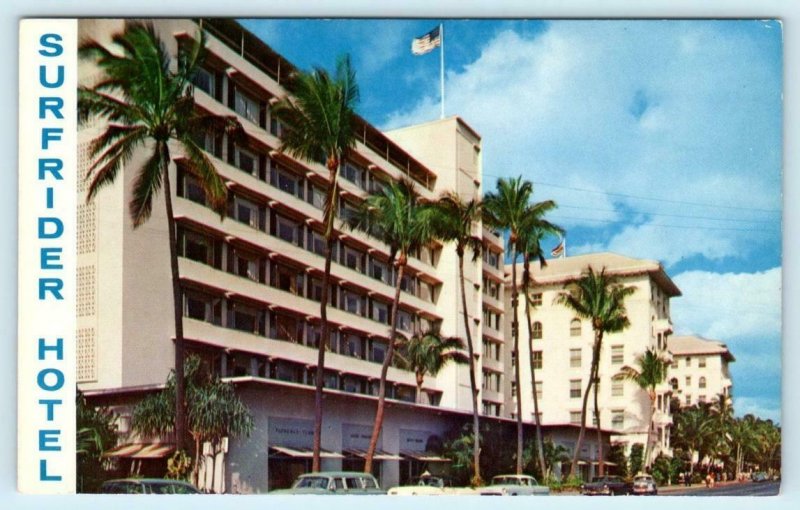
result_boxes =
[383,20,782,261]
[671,267,781,341]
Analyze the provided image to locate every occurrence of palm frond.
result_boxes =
[129,141,168,227]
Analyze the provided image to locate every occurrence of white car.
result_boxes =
[632,474,657,495]
[479,475,550,496]
[387,475,476,496]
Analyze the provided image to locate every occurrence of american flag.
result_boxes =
[412,26,441,55]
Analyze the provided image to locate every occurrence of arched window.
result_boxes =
[532,321,543,339]
[699,377,707,389]
[670,378,679,391]
[570,318,581,337]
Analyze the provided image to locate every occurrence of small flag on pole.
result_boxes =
[412,26,441,55]
[551,239,565,258]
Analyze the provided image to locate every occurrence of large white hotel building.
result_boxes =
[77,19,733,492]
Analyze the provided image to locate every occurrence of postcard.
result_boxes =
[17,17,782,496]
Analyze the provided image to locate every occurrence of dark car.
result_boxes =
[99,478,201,494]
[581,476,631,496]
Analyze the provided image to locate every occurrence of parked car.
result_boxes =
[270,472,384,495]
[99,478,201,494]
[480,474,550,496]
[752,472,770,483]
[388,474,475,495]
[581,475,632,496]
[632,474,658,495]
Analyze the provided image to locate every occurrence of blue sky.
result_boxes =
[241,18,783,423]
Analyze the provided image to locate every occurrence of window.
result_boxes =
[685,356,691,367]
[343,245,364,272]
[612,379,624,397]
[310,186,325,209]
[570,318,582,337]
[370,259,389,284]
[274,264,302,295]
[192,67,215,96]
[276,215,301,245]
[182,173,206,205]
[184,291,220,324]
[685,394,692,405]
[309,230,327,256]
[235,146,257,176]
[309,278,326,302]
[532,351,543,370]
[698,395,707,404]
[230,302,260,334]
[342,334,364,359]
[233,249,259,282]
[372,300,389,324]
[570,379,581,399]
[530,293,542,306]
[699,377,707,389]
[397,309,413,332]
[611,410,624,430]
[341,161,365,188]
[570,348,581,368]
[611,345,624,365]
[182,230,213,266]
[685,376,692,387]
[400,274,416,295]
[234,88,259,125]
[699,356,707,368]
[570,411,582,425]
[371,340,387,364]
[671,359,678,369]
[342,290,363,315]
[233,195,260,230]
[532,321,543,339]
[511,381,517,398]
[535,381,543,400]
[339,200,360,224]
[275,167,302,198]
[670,378,679,391]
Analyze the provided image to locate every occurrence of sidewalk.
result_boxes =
[658,479,745,493]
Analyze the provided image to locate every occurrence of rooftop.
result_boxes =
[507,252,682,297]
[669,335,735,362]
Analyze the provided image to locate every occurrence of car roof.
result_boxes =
[104,478,193,484]
[299,472,376,478]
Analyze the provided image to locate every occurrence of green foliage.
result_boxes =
[132,355,254,456]
[651,454,680,485]
[76,391,118,492]
[166,450,193,481]
[397,330,468,401]
[607,443,629,478]
[629,443,644,475]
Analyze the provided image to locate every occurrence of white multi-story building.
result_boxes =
[77,18,513,492]
[667,335,735,407]
[505,252,682,469]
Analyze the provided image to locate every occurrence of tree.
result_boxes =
[483,176,535,474]
[76,391,118,492]
[517,204,562,478]
[132,355,254,485]
[272,55,359,471]
[555,266,636,477]
[430,192,484,483]
[398,330,469,403]
[629,443,645,476]
[348,178,436,472]
[79,23,244,451]
[672,405,715,477]
[613,347,670,467]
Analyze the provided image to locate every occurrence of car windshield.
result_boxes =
[294,476,330,489]
[492,477,521,485]
[634,476,652,482]
[414,476,443,487]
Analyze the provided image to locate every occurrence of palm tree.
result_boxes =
[555,266,636,478]
[672,405,715,478]
[398,330,469,403]
[271,55,359,471]
[517,204,562,478]
[79,23,244,451]
[483,176,535,474]
[349,178,436,472]
[430,192,484,483]
[729,416,758,479]
[132,355,254,486]
[613,347,671,468]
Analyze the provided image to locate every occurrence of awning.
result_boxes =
[344,448,402,461]
[269,446,344,459]
[400,451,451,463]
[102,443,175,459]
[593,461,617,466]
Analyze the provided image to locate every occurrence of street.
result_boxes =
[662,480,780,496]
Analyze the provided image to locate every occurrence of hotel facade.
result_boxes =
[77,18,728,492]
[667,335,735,408]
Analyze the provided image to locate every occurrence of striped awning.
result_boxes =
[400,451,451,463]
[103,443,175,459]
[344,448,402,461]
[269,446,344,459]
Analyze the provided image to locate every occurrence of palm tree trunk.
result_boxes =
[510,247,523,474]
[162,164,186,452]
[416,372,424,404]
[523,255,546,478]
[365,261,405,473]
[457,253,481,483]
[594,359,604,476]
[193,434,201,486]
[311,235,335,472]
[570,330,601,478]
[643,397,655,469]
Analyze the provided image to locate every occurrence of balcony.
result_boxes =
[653,318,673,334]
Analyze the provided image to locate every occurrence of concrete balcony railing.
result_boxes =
[653,318,673,334]
[482,262,505,281]
[482,356,504,373]
[482,293,504,313]
[481,388,504,404]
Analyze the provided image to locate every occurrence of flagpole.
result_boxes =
[439,22,445,119]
